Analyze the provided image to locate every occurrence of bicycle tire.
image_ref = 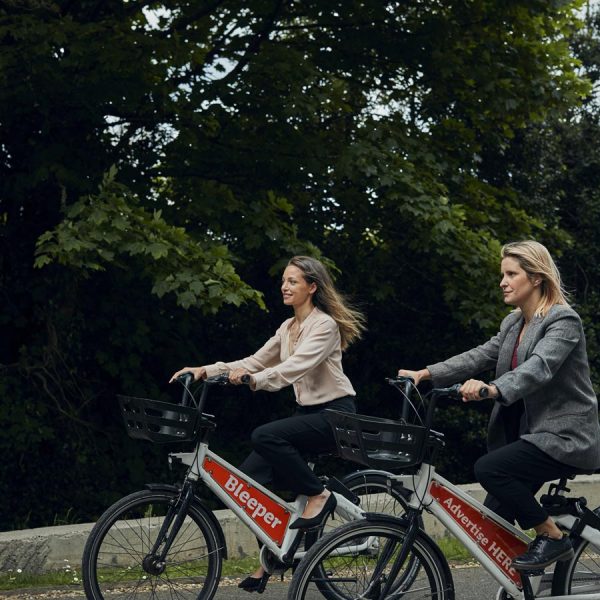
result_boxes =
[82,488,223,600]
[552,508,600,596]
[309,470,422,600]
[302,471,419,599]
[291,515,454,600]
[341,470,413,518]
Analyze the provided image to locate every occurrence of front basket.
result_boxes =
[118,395,199,443]
[325,410,428,471]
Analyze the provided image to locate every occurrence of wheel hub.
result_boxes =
[143,554,166,575]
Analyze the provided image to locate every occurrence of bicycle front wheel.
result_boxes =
[289,516,453,600]
[82,488,223,600]
[552,520,600,595]
[305,472,421,600]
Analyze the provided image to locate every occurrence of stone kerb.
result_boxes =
[2,476,600,574]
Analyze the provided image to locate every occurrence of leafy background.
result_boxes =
[2,0,600,530]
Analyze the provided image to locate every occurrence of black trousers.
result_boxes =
[239,396,356,496]
[474,439,580,529]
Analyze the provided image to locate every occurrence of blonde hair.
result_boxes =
[287,256,366,350]
[501,240,570,316]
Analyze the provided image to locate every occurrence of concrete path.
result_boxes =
[0,564,506,600]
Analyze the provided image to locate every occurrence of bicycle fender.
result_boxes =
[364,512,409,525]
[342,469,397,481]
[363,513,456,600]
[144,483,228,559]
[341,470,411,496]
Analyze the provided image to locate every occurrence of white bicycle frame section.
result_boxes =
[171,442,365,564]
[390,463,600,600]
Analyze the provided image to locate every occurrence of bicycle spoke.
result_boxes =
[84,490,222,600]
[291,518,447,600]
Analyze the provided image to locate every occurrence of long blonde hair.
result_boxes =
[501,240,570,316]
[287,256,366,350]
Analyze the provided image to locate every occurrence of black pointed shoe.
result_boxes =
[238,572,270,593]
[289,493,337,530]
[511,534,574,571]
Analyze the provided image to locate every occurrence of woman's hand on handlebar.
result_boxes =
[229,367,255,389]
[169,366,207,383]
[459,379,499,402]
[397,368,431,386]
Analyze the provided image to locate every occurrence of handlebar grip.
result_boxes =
[443,383,463,400]
[241,374,251,385]
[386,375,415,385]
[177,372,194,385]
[205,373,230,385]
[479,386,489,399]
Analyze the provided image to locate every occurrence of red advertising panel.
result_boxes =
[429,481,528,587]
[204,457,291,545]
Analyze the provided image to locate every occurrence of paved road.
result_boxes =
[0,564,511,600]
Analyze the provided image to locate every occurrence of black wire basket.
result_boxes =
[325,410,429,471]
[118,395,200,443]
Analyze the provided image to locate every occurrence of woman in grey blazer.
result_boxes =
[399,240,600,571]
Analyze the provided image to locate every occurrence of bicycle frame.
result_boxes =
[171,442,365,563]
[390,464,600,600]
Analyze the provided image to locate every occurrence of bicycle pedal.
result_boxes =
[519,569,545,578]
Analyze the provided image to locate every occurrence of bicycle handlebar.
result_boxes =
[386,377,463,428]
[432,383,463,400]
[386,376,415,421]
[175,371,252,420]
[176,372,194,407]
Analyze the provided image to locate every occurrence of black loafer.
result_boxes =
[511,534,574,571]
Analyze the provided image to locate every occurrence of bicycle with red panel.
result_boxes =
[80,372,416,600]
[288,376,600,600]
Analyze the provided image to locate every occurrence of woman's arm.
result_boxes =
[397,368,431,386]
[251,318,338,392]
[169,366,207,382]
[426,331,502,387]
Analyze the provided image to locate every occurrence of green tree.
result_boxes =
[0,0,591,528]
[488,3,600,388]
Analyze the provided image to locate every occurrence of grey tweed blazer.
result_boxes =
[427,304,600,470]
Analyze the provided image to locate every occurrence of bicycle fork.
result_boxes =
[367,509,422,600]
[142,481,195,575]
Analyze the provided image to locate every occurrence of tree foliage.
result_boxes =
[0,0,596,529]
[34,167,265,312]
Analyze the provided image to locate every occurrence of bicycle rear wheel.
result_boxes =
[82,488,223,600]
[290,516,454,600]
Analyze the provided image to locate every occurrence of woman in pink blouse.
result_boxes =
[170,256,365,592]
